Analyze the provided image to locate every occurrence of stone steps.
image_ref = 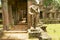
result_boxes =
[1,31,28,40]
[4,31,27,33]
[1,38,28,40]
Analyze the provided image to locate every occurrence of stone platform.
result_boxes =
[1,31,28,40]
[0,31,39,40]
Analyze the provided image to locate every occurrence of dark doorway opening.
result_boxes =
[40,11,43,19]
[0,13,2,24]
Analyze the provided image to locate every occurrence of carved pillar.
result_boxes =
[28,0,31,28]
[2,0,10,30]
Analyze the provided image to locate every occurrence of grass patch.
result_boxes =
[0,25,3,28]
[46,24,60,40]
[0,20,2,21]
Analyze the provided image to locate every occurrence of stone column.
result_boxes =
[49,13,52,19]
[54,13,56,19]
[42,12,45,19]
[2,0,10,30]
[27,0,32,28]
[8,4,14,27]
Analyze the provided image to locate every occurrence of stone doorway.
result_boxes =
[8,0,28,31]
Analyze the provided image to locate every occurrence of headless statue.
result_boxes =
[29,4,40,29]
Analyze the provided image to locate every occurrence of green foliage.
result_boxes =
[43,0,60,8]
[43,0,53,6]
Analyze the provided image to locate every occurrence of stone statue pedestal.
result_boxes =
[28,27,41,38]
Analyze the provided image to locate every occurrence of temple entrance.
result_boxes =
[8,0,28,31]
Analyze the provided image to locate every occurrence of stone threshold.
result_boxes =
[3,31,27,33]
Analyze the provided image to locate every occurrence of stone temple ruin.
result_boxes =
[0,0,52,40]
